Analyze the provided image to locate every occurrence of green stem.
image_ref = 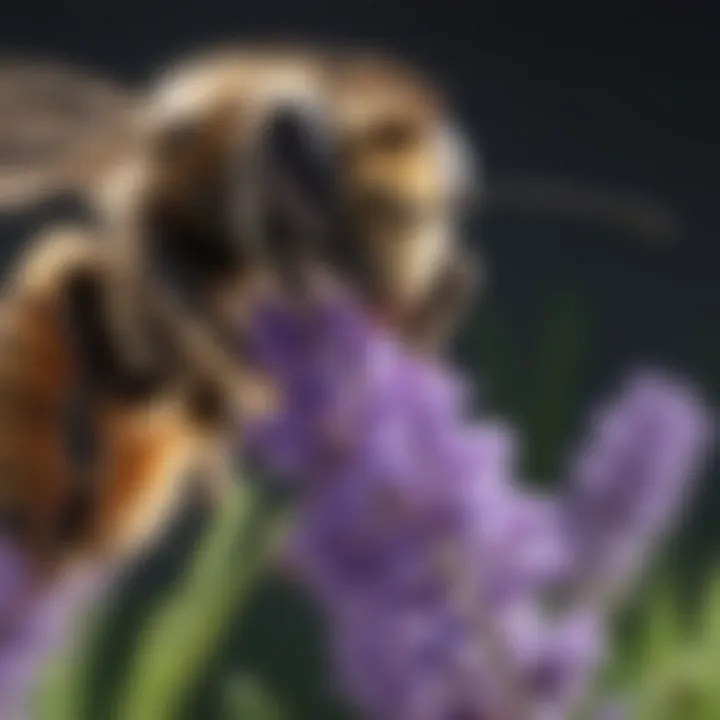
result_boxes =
[115,483,286,720]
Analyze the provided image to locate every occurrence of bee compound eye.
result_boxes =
[262,103,338,211]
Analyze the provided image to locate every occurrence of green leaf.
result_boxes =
[115,481,287,720]
[699,561,720,647]
[458,302,520,419]
[223,674,286,720]
[526,287,587,482]
[640,581,683,671]
[33,601,110,720]
[604,569,720,720]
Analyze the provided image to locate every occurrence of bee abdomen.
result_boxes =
[0,239,88,561]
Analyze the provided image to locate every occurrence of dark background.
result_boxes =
[0,5,716,383]
[1,5,718,717]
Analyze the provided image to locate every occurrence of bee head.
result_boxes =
[96,47,477,348]
[326,53,478,347]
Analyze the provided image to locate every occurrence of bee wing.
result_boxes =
[0,57,136,211]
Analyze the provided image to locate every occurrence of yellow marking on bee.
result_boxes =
[90,395,206,560]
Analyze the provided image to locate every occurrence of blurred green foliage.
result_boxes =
[32,282,717,719]
[593,569,720,720]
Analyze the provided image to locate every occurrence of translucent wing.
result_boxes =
[0,57,135,210]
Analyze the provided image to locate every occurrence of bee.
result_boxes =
[0,45,479,587]
[320,48,479,351]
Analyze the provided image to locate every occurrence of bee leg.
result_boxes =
[85,403,205,564]
[194,444,236,508]
[405,249,480,354]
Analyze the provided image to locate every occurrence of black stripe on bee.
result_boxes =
[63,269,177,403]
[0,382,54,424]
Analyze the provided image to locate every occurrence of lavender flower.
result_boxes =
[561,371,714,603]
[0,539,108,720]
[594,698,629,720]
[247,292,644,719]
